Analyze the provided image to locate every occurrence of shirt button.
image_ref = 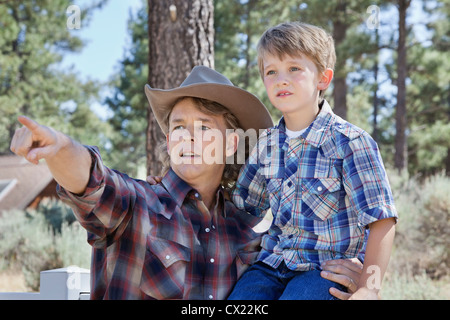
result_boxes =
[317,186,323,192]
[165,255,171,260]
[194,192,199,198]
[205,228,210,233]
[208,295,213,300]
[210,258,215,263]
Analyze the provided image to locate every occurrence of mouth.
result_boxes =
[180,151,201,158]
[276,91,293,98]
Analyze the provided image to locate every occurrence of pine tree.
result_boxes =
[146,0,214,175]
[104,1,149,177]
[0,0,110,154]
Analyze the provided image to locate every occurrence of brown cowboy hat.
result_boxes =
[144,65,273,134]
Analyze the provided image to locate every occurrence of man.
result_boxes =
[10,66,361,299]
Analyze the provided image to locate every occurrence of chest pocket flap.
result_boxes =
[301,178,342,221]
[302,178,341,194]
[141,237,191,299]
[148,236,191,268]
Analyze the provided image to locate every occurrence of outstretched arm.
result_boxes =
[10,116,91,195]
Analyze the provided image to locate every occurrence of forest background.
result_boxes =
[0,0,449,299]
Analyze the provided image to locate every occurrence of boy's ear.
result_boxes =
[317,68,334,91]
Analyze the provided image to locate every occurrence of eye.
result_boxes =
[201,125,210,131]
[290,66,301,72]
[265,70,276,76]
[173,125,185,130]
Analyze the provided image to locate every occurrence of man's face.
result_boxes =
[166,98,237,187]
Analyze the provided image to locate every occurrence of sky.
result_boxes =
[60,0,143,118]
[62,0,143,83]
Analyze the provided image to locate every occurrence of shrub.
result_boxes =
[0,200,90,291]
[383,170,450,299]
[388,171,449,279]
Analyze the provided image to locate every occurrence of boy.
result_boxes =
[228,22,397,300]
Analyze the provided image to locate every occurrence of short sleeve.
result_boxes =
[341,133,398,226]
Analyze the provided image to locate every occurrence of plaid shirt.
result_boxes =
[57,146,262,300]
[232,100,398,271]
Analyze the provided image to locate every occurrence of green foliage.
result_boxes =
[103,0,148,177]
[214,0,301,121]
[0,0,111,154]
[389,170,450,278]
[0,200,91,291]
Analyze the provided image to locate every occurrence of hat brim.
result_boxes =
[145,83,273,134]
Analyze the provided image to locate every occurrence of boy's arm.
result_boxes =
[340,132,398,299]
[10,116,91,194]
[232,143,270,217]
[350,217,396,300]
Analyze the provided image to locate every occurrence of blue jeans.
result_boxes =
[228,262,346,300]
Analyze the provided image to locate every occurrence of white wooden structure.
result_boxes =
[0,266,90,300]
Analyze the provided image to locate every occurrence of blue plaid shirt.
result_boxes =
[232,100,398,271]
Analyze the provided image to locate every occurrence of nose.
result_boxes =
[275,72,289,86]
[182,128,194,141]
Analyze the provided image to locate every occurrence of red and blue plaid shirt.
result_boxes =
[232,100,398,271]
[57,146,263,300]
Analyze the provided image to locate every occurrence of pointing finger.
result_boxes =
[18,115,40,132]
[10,126,33,157]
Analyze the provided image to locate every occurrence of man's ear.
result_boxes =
[166,134,170,154]
[317,68,334,91]
[225,132,239,158]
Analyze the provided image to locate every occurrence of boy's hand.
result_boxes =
[147,175,162,185]
[10,116,63,164]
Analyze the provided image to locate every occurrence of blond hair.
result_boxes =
[158,97,247,191]
[257,21,336,101]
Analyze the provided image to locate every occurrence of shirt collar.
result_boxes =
[160,167,226,210]
[274,100,335,148]
[161,168,195,208]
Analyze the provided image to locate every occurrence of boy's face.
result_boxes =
[262,53,331,121]
[166,97,238,188]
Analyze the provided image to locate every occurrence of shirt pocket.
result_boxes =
[301,178,341,221]
[140,236,191,300]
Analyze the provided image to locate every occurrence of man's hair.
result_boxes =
[257,21,336,101]
[158,97,248,191]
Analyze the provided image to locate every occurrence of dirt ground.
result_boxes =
[0,268,29,292]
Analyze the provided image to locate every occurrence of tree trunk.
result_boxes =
[146,0,214,175]
[394,0,410,172]
[446,91,450,176]
[372,27,380,143]
[332,1,348,120]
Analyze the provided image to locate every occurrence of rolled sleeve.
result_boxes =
[57,146,135,246]
[342,133,398,227]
